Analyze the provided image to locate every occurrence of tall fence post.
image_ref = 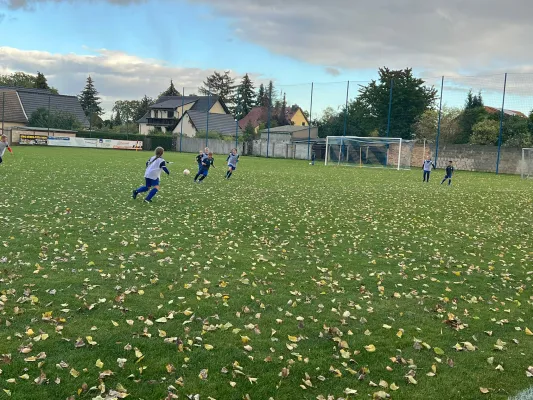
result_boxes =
[180,87,185,152]
[1,92,5,136]
[343,81,350,137]
[235,118,239,149]
[267,85,272,158]
[47,95,51,137]
[434,76,444,166]
[496,73,508,175]
[386,78,394,137]
[307,82,314,160]
[206,87,211,148]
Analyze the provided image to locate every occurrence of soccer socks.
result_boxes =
[448,179,452,186]
[145,188,158,202]
[136,186,149,193]
[198,175,206,182]
[227,171,233,179]
[194,173,201,181]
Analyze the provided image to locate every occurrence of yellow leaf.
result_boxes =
[288,335,299,343]
[480,387,489,394]
[111,320,119,327]
[396,330,403,338]
[407,376,417,385]
[19,374,29,380]
[95,359,104,369]
[390,383,399,391]
[434,347,445,355]
[204,344,214,351]
[26,328,35,336]
[241,336,251,344]
[525,327,533,336]
[70,368,79,378]
[365,344,376,352]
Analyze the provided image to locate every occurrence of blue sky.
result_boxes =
[1,0,533,116]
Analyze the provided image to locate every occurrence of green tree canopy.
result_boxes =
[78,76,103,118]
[159,80,181,98]
[0,71,58,94]
[199,71,236,109]
[234,74,256,120]
[28,108,82,131]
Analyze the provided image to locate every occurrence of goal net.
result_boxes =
[520,148,533,179]
[324,136,415,170]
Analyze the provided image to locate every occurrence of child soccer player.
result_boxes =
[225,148,239,179]
[194,152,215,183]
[0,135,12,164]
[132,146,170,203]
[422,156,435,182]
[441,161,454,186]
[195,147,209,172]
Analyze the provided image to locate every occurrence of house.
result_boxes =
[174,109,240,138]
[137,95,232,135]
[259,124,318,142]
[0,86,89,133]
[484,106,527,118]
[239,105,310,132]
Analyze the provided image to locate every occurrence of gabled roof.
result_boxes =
[187,110,240,136]
[239,106,268,130]
[0,89,27,123]
[137,95,232,123]
[16,90,89,127]
[484,106,527,118]
[0,85,52,94]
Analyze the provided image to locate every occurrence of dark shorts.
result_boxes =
[145,177,160,187]
[228,164,236,171]
[444,175,452,179]
[199,168,209,177]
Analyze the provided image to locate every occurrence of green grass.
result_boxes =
[1,146,533,400]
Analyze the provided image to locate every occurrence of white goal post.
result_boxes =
[521,148,533,179]
[324,136,415,170]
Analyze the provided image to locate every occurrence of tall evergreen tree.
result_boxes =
[199,70,236,108]
[34,72,50,90]
[267,81,277,108]
[257,84,266,107]
[458,89,487,143]
[78,76,103,118]
[277,92,288,125]
[234,74,256,119]
[159,80,181,97]
[113,110,122,126]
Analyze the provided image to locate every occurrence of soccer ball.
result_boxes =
[183,169,190,176]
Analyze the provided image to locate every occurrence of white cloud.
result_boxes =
[0,46,263,117]
[1,0,146,10]
[186,0,533,74]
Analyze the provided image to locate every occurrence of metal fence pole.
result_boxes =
[434,76,444,166]
[343,80,349,137]
[496,73,508,175]
[179,87,185,152]
[206,87,210,148]
[267,85,272,158]
[235,118,239,149]
[47,95,51,137]
[1,92,5,136]
[386,78,394,137]
[307,82,314,160]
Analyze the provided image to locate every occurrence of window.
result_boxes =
[302,122,306,126]
[153,110,159,118]
[168,111,174,118]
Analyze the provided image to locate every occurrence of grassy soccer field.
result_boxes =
[1,146,533,400]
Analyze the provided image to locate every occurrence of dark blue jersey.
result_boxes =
[445,165,454,176]
[202,157,215,170]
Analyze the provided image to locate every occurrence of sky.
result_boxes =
[1,0,533,118]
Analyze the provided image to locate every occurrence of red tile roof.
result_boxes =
[484,106,527,118]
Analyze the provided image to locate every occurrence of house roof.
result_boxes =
[260,125,316,134]
[0,90,27,123]
[137,95,231,123]
[484,106,527,118]
[239,105,309,130]
[16,90,89,128]
[187,110,241,136]
[239,106,268,130]
[0,85,53,94]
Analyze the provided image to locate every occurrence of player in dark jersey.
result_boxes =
[441,161,454,185]
[194,152,215,183]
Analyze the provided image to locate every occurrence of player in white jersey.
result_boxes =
[225,148,239,179]
[0,135,12,164]
[132,146,170,203]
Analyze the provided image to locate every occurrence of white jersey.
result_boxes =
[144,156,167,180]
[0,141,9,157]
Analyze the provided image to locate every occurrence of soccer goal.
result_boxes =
[324,136,415,170]
[520,148,533,179]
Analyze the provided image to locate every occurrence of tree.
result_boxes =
[34,72,50,90]
[159,80,181,98]
[457,90,487,144]
[470,119,499,145]
[256,84,268,107]
[28,108,82,131]
[502,115,531,147]
[112,100,140,124]
[113,110,123,126]
[413,109,438,141]
[199,71,236,108]
[78,76,103,120]
[352,67,438,139]
[267,81,277,108]
[234,74,256,120]
[0,71,58,94]
[134,95,155,122]
[276,92,288,126]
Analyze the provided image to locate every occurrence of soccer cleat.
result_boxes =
[132,190,138,199]
[144,199,152,203]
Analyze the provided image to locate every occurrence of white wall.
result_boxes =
[172,114,197,137]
